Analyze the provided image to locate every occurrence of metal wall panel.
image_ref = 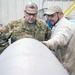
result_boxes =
[0,0,75,25]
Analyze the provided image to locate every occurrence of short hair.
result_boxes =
[25,2,38,10]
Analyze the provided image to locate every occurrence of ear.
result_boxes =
[24,10,25,13]
[24,10,26,15]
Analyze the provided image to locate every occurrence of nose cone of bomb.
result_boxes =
[0,38,69,75]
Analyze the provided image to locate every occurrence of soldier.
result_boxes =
[0,2,51,54]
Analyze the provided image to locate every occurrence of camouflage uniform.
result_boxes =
[0,18,51,53]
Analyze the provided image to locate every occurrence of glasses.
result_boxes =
[25,11,37,16]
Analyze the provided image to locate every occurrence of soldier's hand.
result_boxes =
[0,26,6,31]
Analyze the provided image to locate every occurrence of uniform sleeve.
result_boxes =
[0,23,12,53]
[36,19,52,41]
[45,25,51,41]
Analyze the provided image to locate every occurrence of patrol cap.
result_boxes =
[44,5,62,15]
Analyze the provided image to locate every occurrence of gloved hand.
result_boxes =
[42,40,56,50]
[42,41,50,48]
[42,41,56,55]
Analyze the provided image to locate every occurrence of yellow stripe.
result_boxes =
[66,6,75,16]
[64,1,75,13]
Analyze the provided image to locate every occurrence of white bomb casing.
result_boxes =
[0,38,69,75]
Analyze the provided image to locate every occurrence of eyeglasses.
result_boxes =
[25,11,37,16]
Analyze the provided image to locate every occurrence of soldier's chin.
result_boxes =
[29,21,34,24]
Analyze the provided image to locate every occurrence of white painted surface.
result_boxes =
[0,38,69,75]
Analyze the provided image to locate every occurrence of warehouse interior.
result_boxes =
[0,0,75,26]
[0,1,75,75]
